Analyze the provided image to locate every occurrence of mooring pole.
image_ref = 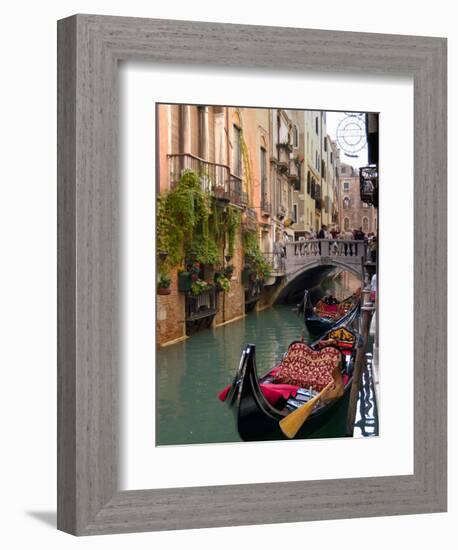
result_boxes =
[346,287,374,436]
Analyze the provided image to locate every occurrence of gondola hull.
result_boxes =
[225,344,352,442]
[304,293,360,336]
[304,314,338,334]
[222,309,360,442]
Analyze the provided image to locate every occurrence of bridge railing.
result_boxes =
[284,239,367,270]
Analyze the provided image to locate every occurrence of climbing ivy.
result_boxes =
[157,170,242,275]
[226,207,241,258]
[242,229,271,280]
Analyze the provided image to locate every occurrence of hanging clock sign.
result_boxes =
[336,113,367,157]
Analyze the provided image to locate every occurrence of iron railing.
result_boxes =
[185,287,218,322]
[168,153,246,206]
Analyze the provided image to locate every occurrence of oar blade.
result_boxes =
[279,400,316,439]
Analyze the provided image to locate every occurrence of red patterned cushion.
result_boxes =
[273,343,341,391]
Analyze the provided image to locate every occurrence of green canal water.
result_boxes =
[156,290,378,446]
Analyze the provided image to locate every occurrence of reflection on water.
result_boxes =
[156,270,378,445]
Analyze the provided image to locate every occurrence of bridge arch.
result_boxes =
[268,239,366,305]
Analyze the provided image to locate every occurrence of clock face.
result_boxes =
[336,113,367,155]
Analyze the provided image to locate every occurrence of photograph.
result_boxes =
[155,104,379,444]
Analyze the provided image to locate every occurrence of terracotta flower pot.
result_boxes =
[157,287,171,295]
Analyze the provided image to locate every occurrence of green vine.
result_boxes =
[242,229,270,280]
[226,207,241,258]
[240,135,253,205]
[157,170,242,275]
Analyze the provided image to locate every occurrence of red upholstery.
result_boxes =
[273,342,341,391]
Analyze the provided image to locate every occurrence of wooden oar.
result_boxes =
[279,366,344,439]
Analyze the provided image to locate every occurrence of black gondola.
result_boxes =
[219,310,360,441]
[302,288,361,335]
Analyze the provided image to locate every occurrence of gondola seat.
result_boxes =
[316,327,356,355]
[272,342,341,391]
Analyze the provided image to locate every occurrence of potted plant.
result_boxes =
[223,264,234,278]
[157,274,172,295]
[190,279,213,296]
[215,273,230,293]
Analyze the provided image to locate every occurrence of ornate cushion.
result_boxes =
[273,343,341,391]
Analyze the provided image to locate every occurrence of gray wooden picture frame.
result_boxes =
[57,14,447,536]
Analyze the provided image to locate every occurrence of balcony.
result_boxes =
[168,153,246,207]
[288,160,301,189]
[276,143,292,173]
[185,287,218,335]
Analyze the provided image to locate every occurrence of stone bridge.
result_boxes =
[264,239,368,303]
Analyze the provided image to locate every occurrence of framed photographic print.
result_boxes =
[57,14,447,535]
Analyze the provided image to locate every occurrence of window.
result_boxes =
[343,181,350,191]
[260,147,267,198]
[344,217,350,231]
[292,125,298,148]
[307,172,311,194]
[315,116,319,135]
[293,204,298,223]
[324,137,327,152]
[294,163,301,191]
[343,196,350,209]
[315,151,319,171]
[362,217,369,232]
[330,152,334,165]
[233,125,242,176]
[321,159,326,179]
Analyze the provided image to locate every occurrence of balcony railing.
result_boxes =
[168,153,246,207]
[185,287,218,322]
[276,143,291,172]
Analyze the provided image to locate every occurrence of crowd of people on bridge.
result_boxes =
[289,225,377,261]
[272,226,377,271]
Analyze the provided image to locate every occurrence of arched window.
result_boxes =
[344,218,350,231]
[362,217,369,232]
[343,196,350,209]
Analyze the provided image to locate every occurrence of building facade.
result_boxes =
[339,162,377,234]
[156,105,346,346]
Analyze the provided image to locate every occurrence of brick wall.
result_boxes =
[156,265,186,346]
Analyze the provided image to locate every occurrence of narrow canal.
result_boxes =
[156,270,378,446]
